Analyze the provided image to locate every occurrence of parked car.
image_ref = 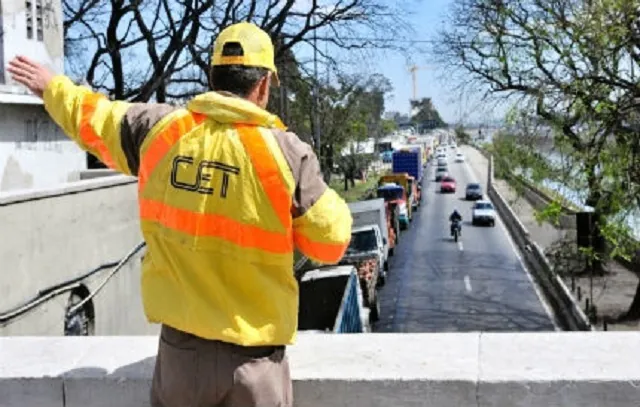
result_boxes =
[440,176,456,193]
[435,166,448,181]
[455,152,465,162]
[465,183,483,200]
[471,200,496,226]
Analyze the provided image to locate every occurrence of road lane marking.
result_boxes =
[464,275,472,292]
[462,152,561,331]
[458,241,464,251]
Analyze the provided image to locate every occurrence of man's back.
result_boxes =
[139,91,331,346]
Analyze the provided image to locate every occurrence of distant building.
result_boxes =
[0,0,87,194]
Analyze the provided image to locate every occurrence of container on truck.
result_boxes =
[381,172,419,214]
[392,148,424,184]
[299,204,388,324]
[337,249,382,322]
[297,266,369,333]
[376,184,404,237]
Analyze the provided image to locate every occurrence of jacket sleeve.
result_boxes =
[290,144,352,264]
[42,75,177,175]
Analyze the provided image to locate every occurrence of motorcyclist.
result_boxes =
[449,209,462,236]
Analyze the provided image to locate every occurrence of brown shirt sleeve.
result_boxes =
[119,103,179,175]
[271,129,328,218]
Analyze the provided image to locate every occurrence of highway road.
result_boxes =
[374,145,557,332]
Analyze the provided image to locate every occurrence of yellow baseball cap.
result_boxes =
[212,22,279,86]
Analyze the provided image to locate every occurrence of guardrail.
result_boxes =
[486,155,591,331]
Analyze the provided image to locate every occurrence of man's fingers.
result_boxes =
[8,57,38,76]
[7,64,33,80]
[16,55,39,69]
[8,71,31,84]
[7,58,37,74]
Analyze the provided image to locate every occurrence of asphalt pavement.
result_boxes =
[374,147,558,332]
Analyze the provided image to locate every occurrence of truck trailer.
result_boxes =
[392,147,424,184]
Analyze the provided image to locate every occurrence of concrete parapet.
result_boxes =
[1,333,640,407]
[77,170,120,180]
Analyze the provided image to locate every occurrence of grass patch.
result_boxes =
[330,175,380,202]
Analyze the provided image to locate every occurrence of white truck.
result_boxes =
[345,199,390,282]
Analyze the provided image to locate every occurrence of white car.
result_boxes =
[471,200,496,226]
[455,152,465,162]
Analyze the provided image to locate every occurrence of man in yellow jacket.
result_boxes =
[8,22,352,407]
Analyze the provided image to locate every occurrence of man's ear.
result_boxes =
[258,73,271,99]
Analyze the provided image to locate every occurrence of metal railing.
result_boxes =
[333,270,365,333]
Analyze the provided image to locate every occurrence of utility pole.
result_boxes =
[312,15,320,155]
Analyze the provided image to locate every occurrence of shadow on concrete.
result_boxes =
[62,356,156,379]
[60,355,157,406]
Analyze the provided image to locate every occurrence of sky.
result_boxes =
[291,0,506,125]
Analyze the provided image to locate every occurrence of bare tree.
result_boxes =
[63,0,413,102]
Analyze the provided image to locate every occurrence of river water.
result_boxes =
[472,129,640,239]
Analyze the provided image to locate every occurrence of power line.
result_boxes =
[315,36,440,44]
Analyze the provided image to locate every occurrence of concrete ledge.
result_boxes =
[78,169,120,180]
[1,333,640,407]
[0,175,137,205]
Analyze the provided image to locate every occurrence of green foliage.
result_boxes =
[454,125,471,144]
[410,98,446,128]
[381,119,397,135]
[535,200,563,227]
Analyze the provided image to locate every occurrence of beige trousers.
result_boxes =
[151,325,292,407]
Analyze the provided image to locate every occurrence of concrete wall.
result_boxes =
[0,175,157,336]
[1,333,640,407]
[0,103,86,192]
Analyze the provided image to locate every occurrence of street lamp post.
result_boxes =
[312,14,321,155]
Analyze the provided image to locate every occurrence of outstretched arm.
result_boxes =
[274,131,352,264]
[7,56,176,175]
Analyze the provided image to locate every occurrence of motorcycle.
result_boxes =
[450,219,462,242]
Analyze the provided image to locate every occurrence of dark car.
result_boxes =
[435,166,448,181]
[465,183,483,200]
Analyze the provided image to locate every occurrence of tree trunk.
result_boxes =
[322,145,333,183]
[623,279,640,321]
[584,170,606,275]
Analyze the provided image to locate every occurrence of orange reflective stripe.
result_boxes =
[80,93,115,168]
[235,124,292,230]
[139,198,293,253]
[294,232,348,263]
[138,112,205,191]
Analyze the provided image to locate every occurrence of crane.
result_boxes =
[408,65,435,101]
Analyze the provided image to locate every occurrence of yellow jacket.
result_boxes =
[43,76,352,346]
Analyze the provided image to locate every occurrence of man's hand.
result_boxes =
[7,56,54,99]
